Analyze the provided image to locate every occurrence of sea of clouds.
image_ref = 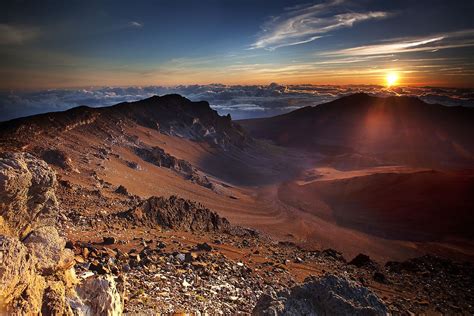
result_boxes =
[1,83,473,122]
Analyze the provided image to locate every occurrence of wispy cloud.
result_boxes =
[322,29,474,56]
[0,24,39,45]
[250,0,390,50]
[128,21,143,28]
[312,54,394,65]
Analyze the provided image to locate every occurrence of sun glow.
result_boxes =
[386,72,399,87]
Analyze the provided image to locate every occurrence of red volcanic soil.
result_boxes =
[279,169,474,242]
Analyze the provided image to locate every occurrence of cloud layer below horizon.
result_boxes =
[1,84,473,122]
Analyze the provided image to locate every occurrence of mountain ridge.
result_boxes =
[0,94,249,151]
[238,93,474,167]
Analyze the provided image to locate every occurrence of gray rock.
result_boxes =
[252,274,387,316]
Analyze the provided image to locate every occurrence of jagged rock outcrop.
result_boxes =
[0,152,123,315]
[115,94,249,150]
[134,145,214,189]
[118,195,230,232]
[252,274,387,316]
[134,146,193,174]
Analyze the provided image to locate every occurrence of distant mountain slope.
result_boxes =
[239,93,474,167]
[0,94,249,151]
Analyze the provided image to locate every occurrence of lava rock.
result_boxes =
[103,236,116,245]
[373,272,387,284]
[126,161,141,170]
[320,248,346,262]
[348,253,377,269]
[117,195,231,232]
[196,242,212,252]
[89,262,110,275]
[115,185,129,195]
[40,149,74,171]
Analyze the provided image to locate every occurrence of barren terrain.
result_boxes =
[1,94,473,313]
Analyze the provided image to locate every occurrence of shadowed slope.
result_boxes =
[239,93,474,167]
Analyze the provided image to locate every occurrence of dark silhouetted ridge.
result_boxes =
[239,93,474,167]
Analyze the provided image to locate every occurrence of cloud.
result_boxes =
[250,0,390,50]
[0,24,39,45]
[128,21,143,28]
[323,29,474,56]
[212,103,266,112]
[1,84,473,122]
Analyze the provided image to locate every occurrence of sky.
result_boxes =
[1,0,474,90]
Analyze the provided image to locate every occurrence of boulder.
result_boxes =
[103,236,116,245]
[23,226,74,275]
[71,275,123,316]
[0,152,58,239]
[196,242,212,251]
[348,254,378,269]
[115,185,129,196]
[40,149,74,171]
[373,272,387,284]
[252,274,387,316]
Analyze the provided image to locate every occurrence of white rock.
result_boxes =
[71,275,123,316]
[182,279,191,287]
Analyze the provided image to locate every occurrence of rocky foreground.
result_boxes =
[1,152,473,315]
[0,152,122,314]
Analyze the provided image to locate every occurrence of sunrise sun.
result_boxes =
[386,72,399,87]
